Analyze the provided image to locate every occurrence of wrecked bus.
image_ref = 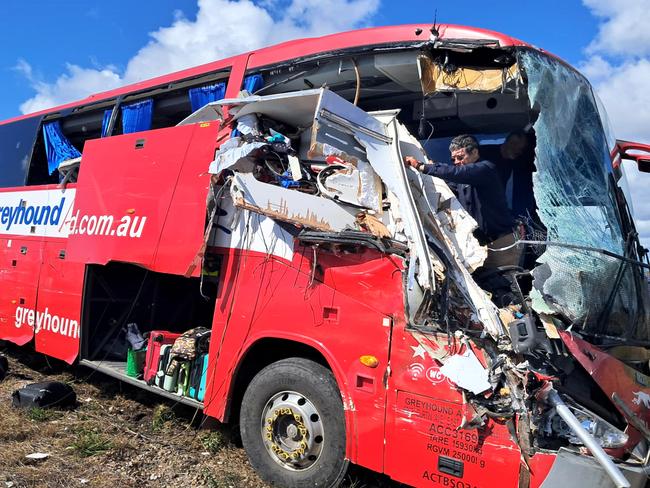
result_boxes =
[1,23,650,488]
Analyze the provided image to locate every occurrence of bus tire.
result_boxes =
[240,357,348,488]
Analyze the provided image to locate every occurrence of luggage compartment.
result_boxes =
[79,261,220,407]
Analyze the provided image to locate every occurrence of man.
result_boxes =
[480,131,538,223]
[405,134,521,268]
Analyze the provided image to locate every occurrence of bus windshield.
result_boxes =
[521,49,650,343]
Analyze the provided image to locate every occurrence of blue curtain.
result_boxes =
[121,99,153,134]
[242,74,264,94]
[101,108,114,137]
[189,82,226,112]
[43,121,81,175]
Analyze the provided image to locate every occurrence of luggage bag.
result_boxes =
[177,362,191,396]
[143,331,182,385]
[189,353,208,401]
[12,381,77,409]
[155,345,173,388]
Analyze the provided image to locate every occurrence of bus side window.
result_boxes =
[140,68,232,130]
[0,115,43,188]
[25,127,56,186]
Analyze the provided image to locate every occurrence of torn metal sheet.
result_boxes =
[317,160,382,212]
[362,110,436,293]
[427,177,487,271]
[559,331,650,440]
[418,55,520,95]
[224,89,322,127]
[440,349,491,394]
[386,115,503,338]
[177,102,224,126]
[180,89,325,128]
[394,120,487,272]
[208,138,267,174]
[229,172,358,233]
[308,90,389,163]
[210,195,295,261]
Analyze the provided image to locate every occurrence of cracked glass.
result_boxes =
[520,50,650,342]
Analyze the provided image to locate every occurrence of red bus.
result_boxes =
[2,23,650,488]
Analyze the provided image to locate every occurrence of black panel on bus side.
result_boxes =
[0,115,43,188]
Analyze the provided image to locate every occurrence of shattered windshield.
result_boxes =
[520,50,650,342]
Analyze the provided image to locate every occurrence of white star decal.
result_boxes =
[411,344,426,359]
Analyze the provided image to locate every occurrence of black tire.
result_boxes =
[240,358,348,487]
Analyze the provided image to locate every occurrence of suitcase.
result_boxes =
[143,331,182,385]
[176,362,191,396]
[155,345,173,388]
[12,381,77,409]
[189,354,208,401]
[162,366,178,392]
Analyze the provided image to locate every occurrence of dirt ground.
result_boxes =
[0,342,400,488]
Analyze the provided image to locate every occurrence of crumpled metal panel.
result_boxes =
[230,172,358,233]
[384,114,503,338]
[521,50,649,340]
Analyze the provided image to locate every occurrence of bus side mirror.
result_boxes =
[617,140,650,173]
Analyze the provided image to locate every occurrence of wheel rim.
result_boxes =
[260,390,325,471]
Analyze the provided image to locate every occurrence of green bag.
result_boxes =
[126,347,147,378]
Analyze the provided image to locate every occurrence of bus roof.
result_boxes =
[2,23,527,126]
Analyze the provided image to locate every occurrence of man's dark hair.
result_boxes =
[449,134,479,154]
[505,130,527,143]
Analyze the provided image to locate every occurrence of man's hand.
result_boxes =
[404,156,421,169]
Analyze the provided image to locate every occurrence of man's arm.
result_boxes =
[423,161,493,185]
[404,156,492,185]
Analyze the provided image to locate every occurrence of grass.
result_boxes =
[70,428,113,457]
[202,469,245,488]
[200,430,226,454]
[151,404,176,432]
[27,407,59,422]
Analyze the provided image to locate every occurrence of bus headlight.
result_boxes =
[563,405,629,449]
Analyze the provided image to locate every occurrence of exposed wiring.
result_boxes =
[489,239,650,270]
[263,151,289,177]
[352,59,361,106]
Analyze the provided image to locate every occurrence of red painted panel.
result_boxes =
[247,24,525,70]
[528,452,557,488]
[292,244,406,316]
[203,247,404,473]
[152,121,221,275]
[0,238,43,345]
[34,241,84,364]
[560,331,650,449]
[67,125,203,267]
[385,330,521,487]
[388,391,520,488]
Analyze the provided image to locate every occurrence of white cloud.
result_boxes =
[18,0,379,114]
[584,0,650,57]
[581,0,650,249]
[19,63,122,115]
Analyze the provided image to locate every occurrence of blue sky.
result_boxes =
[0,0,648,246]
